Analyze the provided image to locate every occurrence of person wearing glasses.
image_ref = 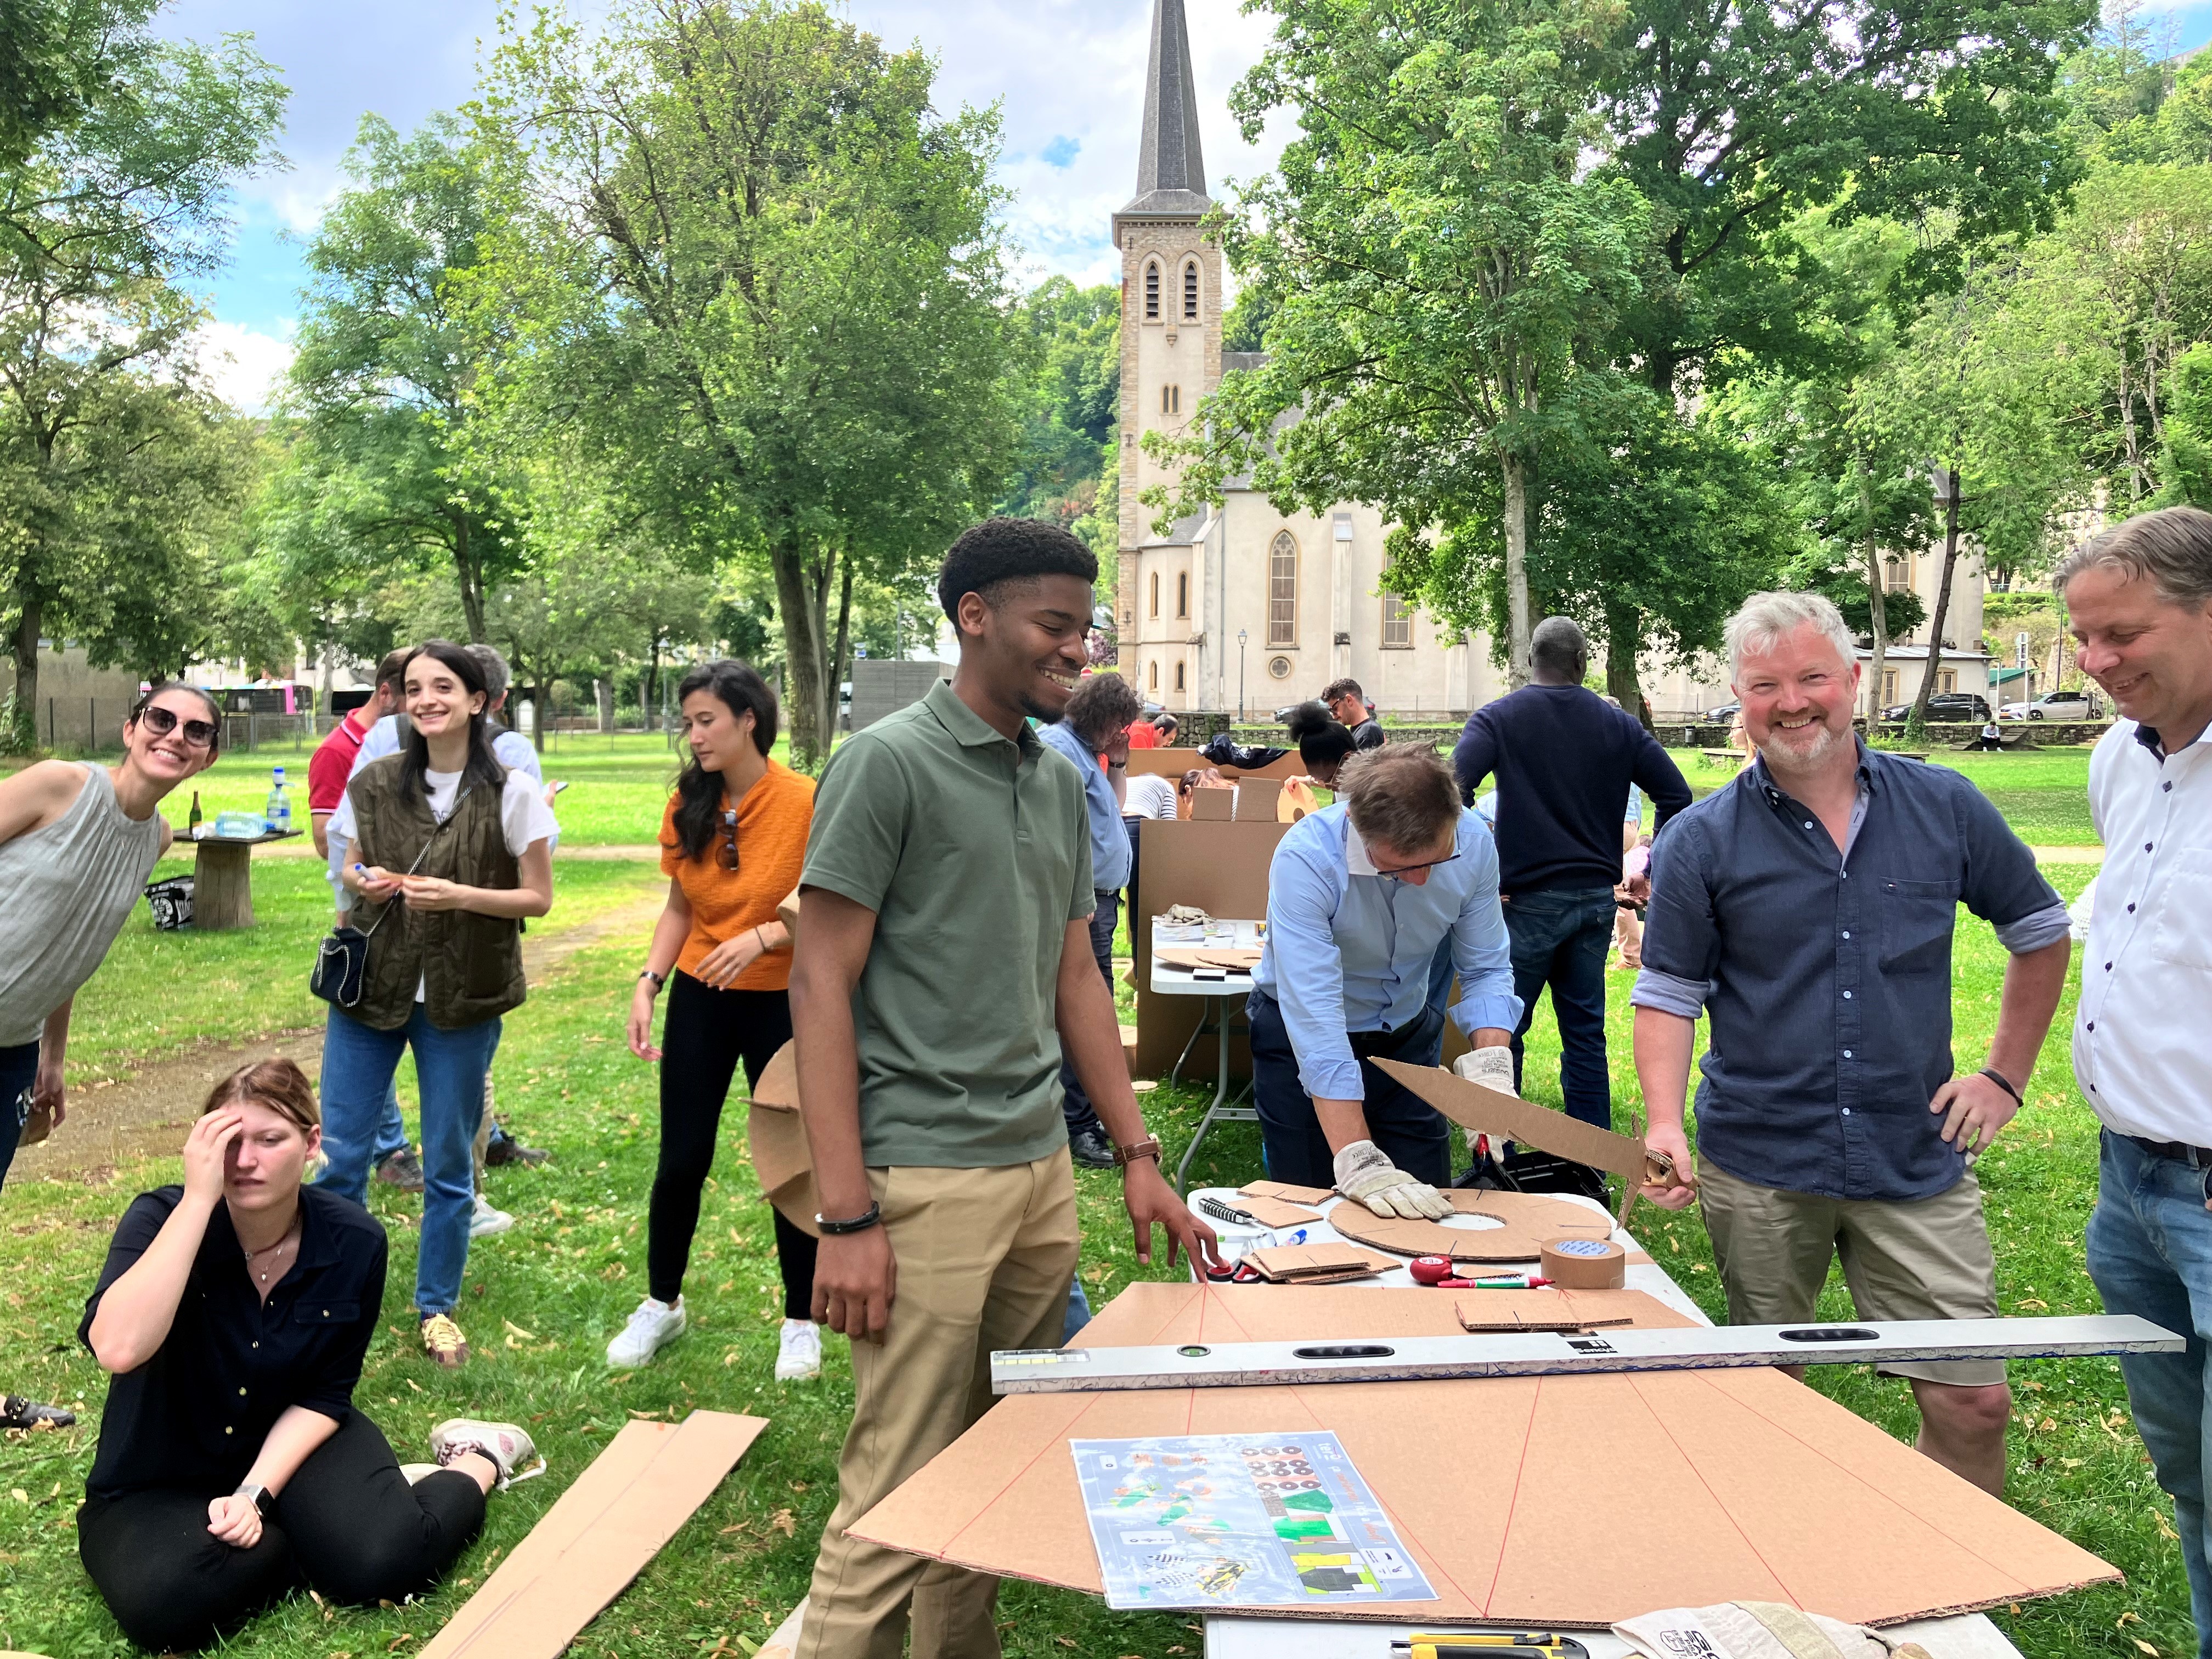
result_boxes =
[0,682,222,1430]
[617,660,819,1381]
[1249,746,1522,1216]
[319,642,557,1370]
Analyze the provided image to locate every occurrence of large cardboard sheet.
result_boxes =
[422,1410,768,1658]
[847,1284,2118,1627]
[1132,819,1289,1079]
[743,1041,820,1237]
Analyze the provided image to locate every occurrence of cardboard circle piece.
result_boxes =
[1541,1235,1628,1288]
[1325,1187,1612,1264]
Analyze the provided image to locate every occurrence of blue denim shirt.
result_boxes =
[1630,744,2068,1201]
[1037,720,1131,892]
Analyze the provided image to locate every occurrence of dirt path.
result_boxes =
[12,887,666,1186]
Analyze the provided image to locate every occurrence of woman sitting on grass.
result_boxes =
[618,659,820,1380]
[78,1058,537,1654]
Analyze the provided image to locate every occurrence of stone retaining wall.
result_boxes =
[1202,716,2115,752]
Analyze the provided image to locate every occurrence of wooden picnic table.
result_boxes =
[185,828,302,930]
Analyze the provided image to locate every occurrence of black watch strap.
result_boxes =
[815,1201,883,1235]
[1978,1067,2023,1108]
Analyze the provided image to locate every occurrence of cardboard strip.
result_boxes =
[1452,1288,1667,1334]
[847,1284,2121,1627]
[422,1410,767,1659]
[1242,1243,1401,1283]
[1242,1180,1335,1206]
[1325,1188,1611,1265]
[1232,1195,1324,1229]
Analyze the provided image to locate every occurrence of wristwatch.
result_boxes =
[234,1481,273,1517]
[1112,1136,1163,1169]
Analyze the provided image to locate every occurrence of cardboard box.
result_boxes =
[847,1282,2118,1627]
[1131,819,1290,1081]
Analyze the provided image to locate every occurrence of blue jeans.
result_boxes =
[2087,1130,2212,1657]
[1058,890,1120,1139]
[0,1039,37,1194]
[373,1087,410,1165]
[1504,887,1617,1132]
[1248,988,1449,1189]
[1063,1276,1092,1343]
[319,1006,501,1318]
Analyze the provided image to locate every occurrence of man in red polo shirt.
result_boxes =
[309,650,408,860]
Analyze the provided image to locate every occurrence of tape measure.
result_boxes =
[1390,1634,1591,1659]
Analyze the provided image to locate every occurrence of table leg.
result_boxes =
[1174,996,1237,1194]
[191,840,255,930]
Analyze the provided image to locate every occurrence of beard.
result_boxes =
[1757,716,1848,776]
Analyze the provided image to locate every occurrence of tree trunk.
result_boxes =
[453,514,487,644]
[595,677,614,733]
[824,558,854,745]
[2119,357,2149,503]
[7,596,42,753]
[1859,455,1888,727]
[1909,468,1963,741]
[1604,601,1649,729]
[771,532,831,766]
[1500,452,1533,692]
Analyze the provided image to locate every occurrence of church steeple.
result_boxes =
[1120,0,1209,219]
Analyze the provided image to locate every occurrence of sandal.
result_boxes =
[2,1395,75,1429]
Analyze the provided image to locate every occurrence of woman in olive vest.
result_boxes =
[320,641,556,1368]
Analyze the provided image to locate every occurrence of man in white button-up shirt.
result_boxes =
[2062,505,2212,1658]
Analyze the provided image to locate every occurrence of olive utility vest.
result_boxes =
[345,757,527,1031]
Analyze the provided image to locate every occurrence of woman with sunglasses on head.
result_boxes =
[0,684,221,1429]
[318,641,556,1369]
[78,1058,537,1654]
[618,659,819,1380]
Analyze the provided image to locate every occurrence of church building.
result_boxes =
[1111,0,1500,721]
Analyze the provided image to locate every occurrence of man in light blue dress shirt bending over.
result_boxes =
[1249,745,1522,1218]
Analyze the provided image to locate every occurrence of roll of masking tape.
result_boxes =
[1540,1236,1627,1290]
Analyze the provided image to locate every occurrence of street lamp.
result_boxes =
[1237,628,1248,723]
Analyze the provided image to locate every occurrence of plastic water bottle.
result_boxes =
[266,767,291,834]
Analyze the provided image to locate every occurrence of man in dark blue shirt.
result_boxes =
[1631,591,2070,1497]
[1452,617,1691,1131]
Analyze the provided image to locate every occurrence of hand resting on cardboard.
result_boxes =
[1334,1139,1451,1220]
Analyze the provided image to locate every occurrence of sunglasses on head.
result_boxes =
[136,704,218,749]
[717,809,741,873]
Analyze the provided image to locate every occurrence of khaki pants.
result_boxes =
[1699,1159,2004,1386]
[799,1149,1081,1659]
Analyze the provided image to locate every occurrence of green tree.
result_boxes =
[471,0,1024,763]
[1155,0,1650,684]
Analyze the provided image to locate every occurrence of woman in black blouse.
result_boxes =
[78,1058,539,1652]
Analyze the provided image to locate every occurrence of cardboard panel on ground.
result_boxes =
[421,1410,766,1659]
[1132,818,1290,1081]
[846,1283,2117,1628]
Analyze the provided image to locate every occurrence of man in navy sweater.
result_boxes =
[1452,617,1691,1131]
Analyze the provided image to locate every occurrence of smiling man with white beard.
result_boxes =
[1626,590,2072,1498]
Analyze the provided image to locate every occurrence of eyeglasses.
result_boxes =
[137,704,218,749]
[717,809,740,873]
[1372,851,1460,880]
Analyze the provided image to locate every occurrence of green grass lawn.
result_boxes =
[0,833,2177,1657]
[1666,746,2102,845]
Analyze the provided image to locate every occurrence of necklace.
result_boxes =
[241,1217,301,1286]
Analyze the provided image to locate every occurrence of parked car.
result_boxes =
[1702,701,1741,722]
[1999,689,2099,721]
[1878,692,1993,723]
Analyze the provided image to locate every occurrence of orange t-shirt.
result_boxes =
[657,759,814,991]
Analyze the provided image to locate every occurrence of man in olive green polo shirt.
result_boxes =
[791,517,1218,1659]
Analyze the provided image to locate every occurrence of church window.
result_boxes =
[1144,261,1160,320]
[1268,531,1298,647]
[1176,572,1189,618]
[1383,594,1414,649]
[1183,260,1200,320]
[1175,660,1186,692]
[1149,659,1159,690]
[1149,572,1159,618]
[1162,384,1181,415]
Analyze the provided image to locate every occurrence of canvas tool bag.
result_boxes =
[309,786,473,1009]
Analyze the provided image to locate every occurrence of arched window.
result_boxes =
[1176,571,1189,618]
[1144,261,1160,320]
[1268,531,1298,647]
[1149,571,1160,618]
[1161,384,1181,415]
[1149,659,1159,690]
[1175,660,1186,692]
[1183,259,1200,321]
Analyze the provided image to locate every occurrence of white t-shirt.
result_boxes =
[1124,772,1178,821]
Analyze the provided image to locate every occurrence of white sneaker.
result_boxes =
[607,1296,686,1368]
[469,1194,515,1239]
[776,1318,822,1381]
[428,1418,542,1487]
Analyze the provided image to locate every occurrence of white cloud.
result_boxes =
[195,319,296,413]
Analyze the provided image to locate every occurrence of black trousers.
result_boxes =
[1248,988,1451,1190]
[651,972,818,1316]
[78,1411,483,1653]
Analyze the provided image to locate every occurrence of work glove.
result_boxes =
[1333,1139,1451,1221]
[1453,1047,1517,1155]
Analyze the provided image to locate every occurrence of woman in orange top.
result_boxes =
[615,661,820,1381]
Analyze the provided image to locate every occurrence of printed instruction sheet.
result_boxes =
[1070,1431,1438,1610]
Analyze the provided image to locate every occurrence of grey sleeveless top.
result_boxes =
[0,765,166,1046]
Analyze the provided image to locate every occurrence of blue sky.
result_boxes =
[155,0,1287,408]
[158,2,2212,410]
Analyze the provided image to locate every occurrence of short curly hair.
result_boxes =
[937,517,1099,630]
